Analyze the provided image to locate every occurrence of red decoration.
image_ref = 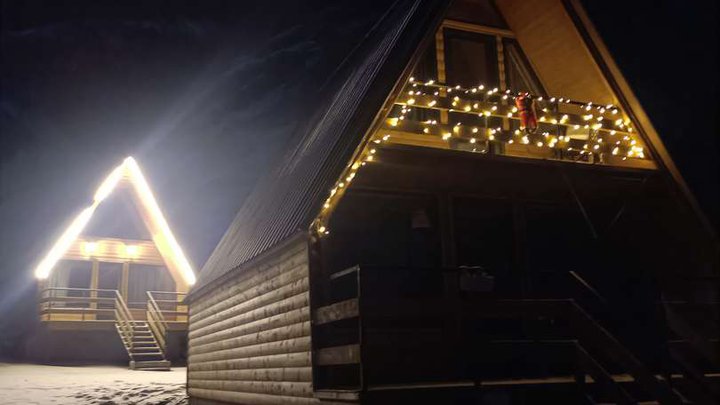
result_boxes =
[515,93,538,133]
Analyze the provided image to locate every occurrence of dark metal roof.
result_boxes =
[193,0,448,294]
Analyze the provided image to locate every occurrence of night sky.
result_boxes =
[1,0,717,356]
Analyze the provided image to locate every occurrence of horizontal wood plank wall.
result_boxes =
[496,0,616,106]
[64,237,164,266]
[188,238,323,405]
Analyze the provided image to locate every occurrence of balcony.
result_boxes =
[39,287,187,331]
[373,78,655,170]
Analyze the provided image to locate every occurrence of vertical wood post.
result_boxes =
[121,262,129,301]
[438,193,456,268]
[435,28,448,125]
[90,259,99,320]
[512,200,527,298]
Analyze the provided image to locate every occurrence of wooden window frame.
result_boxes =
[437,19,514,91]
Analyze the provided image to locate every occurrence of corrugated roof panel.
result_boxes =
[194,0,447,294]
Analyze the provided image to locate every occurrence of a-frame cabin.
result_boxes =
[30,157,195,370]
[186,1,719,403]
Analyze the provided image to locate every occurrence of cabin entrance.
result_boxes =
[317,146,674,370]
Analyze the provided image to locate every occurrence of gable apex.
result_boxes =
[33,157,196,287]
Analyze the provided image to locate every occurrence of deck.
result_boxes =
[311,265,718,404]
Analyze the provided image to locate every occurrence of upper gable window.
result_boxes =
[445,29,499,89]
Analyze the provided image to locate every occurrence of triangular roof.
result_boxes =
[193,0,715,295]
[34,157,196,288]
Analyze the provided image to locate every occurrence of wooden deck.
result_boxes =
[38,287,187,368]
[310,265,710,404]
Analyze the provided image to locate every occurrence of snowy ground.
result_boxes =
[0,363,187,405]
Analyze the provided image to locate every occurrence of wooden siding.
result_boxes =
[188,238,322,404]
[64,237,164,266]
[496,0,616,106]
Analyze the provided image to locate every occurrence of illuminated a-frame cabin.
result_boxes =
[186,0,719,403]
[30,157,194,370]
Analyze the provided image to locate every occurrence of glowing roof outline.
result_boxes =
[34,157,196,286]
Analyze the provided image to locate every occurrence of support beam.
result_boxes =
[121,262,129,300]
[89,259,99,321]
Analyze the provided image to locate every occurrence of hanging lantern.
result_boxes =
[514,93,538,134]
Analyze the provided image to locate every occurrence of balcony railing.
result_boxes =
[39,287,186,326]
[39,287,122,322]
[375,78,654,169]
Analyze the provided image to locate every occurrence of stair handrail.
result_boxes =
[574,343,635,405]
[114,290,135,350]
[562,271,715,403]
[565,300,682,405]
[146,291,168,354]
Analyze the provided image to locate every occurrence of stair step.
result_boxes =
[131,346,160,351]
[130,352,164,356]
[130,360,170,371]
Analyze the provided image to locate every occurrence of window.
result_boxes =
[444,29,499,88]
[127,264,175,305]
[452,197,514,282]
[503,39,545,95]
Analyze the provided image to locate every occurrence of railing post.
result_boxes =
[47,288,53,321]
[573,344,586,398]
[89,260,99,321]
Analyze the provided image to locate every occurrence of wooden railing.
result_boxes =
[146,291,187,355]
[39,288,186,325]
[312,266,683,404]
[378,79,655,169]
[39,287,120,321]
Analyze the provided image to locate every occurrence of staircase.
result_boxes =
[560,270,720,404]
[118,321,171,371]
[113,291,171,371]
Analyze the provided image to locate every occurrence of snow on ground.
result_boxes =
[0,363,187,405]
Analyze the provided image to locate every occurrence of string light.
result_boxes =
[313,75,649,238]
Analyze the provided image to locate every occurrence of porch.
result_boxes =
[37,287,187,369]
[311,265,719,404]
[39,287,187,328]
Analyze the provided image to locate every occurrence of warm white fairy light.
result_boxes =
[315,75,649,238]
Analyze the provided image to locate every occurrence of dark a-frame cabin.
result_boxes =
[186,1,719,404]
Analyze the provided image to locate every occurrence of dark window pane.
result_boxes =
[97,262,122,291]
[412,42,437,82]
[67,262,92,289]
[53,260,92,305]
[127,264,175,304]
[504,39,545,95]
[453,197,513,277]
[445,29,498,88]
